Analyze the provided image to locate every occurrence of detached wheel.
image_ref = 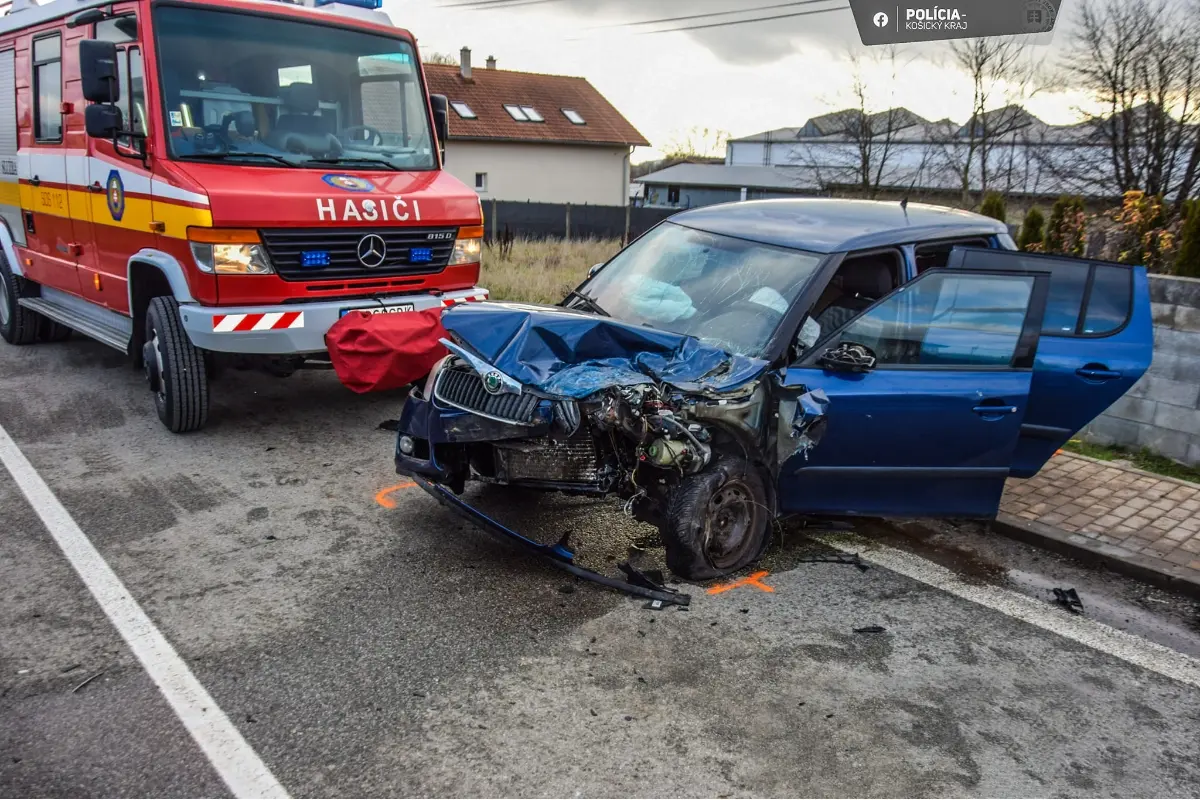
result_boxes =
[661,457,771,581]
[0,254,39,345]
[145,296,209,433]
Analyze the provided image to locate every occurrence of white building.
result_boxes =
[424,50,649,206]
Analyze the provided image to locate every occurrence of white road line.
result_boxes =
[816,533,1200,690]
[0,423,290,800]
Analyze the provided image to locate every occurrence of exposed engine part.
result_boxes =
[643,437,692,468]
[493,431,611,489]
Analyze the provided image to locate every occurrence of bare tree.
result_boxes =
[1060,0,1200,204]
[941,37,1043,205]
[422,51,459,66]
[662,126,732,161]
[790,46,930,198]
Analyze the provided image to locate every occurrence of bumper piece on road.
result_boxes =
[411,476,691,607]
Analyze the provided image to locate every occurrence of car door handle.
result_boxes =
[1076,366,1121,381]
[89,181,104,193]
[29,175,39,187]
[973,405,1018,416]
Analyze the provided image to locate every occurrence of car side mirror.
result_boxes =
[818,341,877,373]
[80,39,120,103]
[85,103,123,139]
[430,94,449,162]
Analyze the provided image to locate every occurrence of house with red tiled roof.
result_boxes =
[423,49,649,207]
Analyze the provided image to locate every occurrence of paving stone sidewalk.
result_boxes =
[999,451,1200,592]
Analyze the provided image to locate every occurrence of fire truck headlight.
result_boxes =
[448,225,484,266]
[189,243,275,275]
[188,228,275,275]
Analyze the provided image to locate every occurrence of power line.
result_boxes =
[436,0,566,10]
[589,0,834,30]
[635,4,849,35]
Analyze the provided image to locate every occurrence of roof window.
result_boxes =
[451,101,476,119]
[504,104,528,121]
[519,105,543,122]
[562,108,586,125]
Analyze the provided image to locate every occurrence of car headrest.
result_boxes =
[841,259,894,299]
[280,82,320,114]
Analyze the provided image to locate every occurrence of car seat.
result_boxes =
[814,257,895,332]
[265,83,340,155]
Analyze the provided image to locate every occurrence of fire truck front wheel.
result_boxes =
[145,296,210,433]
[0,254,40,346]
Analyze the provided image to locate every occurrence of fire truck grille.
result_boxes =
[433,366,541,425]
[260,227,458,281]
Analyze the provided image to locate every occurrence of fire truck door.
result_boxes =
[21,33,82,294]
[80,20,143,313]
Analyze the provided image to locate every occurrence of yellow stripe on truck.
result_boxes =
[15,184,211,238]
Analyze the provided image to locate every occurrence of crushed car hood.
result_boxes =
[440,301,770,399]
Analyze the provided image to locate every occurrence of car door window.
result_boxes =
[914,238,991,274]
[807,271,1038,368]
[947,248,1133,337]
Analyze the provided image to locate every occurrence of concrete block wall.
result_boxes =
[1082,274,1200,465]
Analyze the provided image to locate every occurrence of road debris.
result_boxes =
[853,625,887,634]
[798,552,870,572]
[71,671,105,694]
[1053,587,1084,614]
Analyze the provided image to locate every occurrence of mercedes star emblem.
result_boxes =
[356,234,387,268]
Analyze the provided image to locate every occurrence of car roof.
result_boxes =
[667,198,1010,254]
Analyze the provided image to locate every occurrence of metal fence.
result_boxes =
[481,200,680,243]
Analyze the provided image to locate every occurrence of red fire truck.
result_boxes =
[0,0,486,432]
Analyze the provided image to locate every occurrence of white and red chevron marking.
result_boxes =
[441,292,489,307]
[211,311,305,332]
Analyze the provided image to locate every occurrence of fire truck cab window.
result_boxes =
[33,34,62,142]
[154,5,434,170]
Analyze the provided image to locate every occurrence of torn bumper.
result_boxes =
[411,475,690,607]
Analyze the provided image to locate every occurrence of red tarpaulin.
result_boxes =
[325,308,450,394]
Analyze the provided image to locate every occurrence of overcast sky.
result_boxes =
[386,0,1097,160]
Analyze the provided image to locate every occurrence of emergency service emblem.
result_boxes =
[106,169,125,222]
[322,174,375,192]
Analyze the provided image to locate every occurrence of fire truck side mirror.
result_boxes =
[430,93,448,162]
[79,39,121,104]
[85,104,123,139]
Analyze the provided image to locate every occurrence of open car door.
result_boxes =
[947,248,1154,477]
[776,266,1050,519]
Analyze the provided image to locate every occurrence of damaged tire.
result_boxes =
[661,456,770,581]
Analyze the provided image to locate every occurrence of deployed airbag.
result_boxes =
[326,308,449,394]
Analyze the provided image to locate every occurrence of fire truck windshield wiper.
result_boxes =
[305,156,400,171]
[183,152,298,167]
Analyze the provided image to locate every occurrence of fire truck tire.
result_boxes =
[38,317,72,342]
[0,254,40,346]
[660,456,770,582]
[146,296,209,433]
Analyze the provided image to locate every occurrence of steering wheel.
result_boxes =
[198,123,230,152]
[340,125,384,147]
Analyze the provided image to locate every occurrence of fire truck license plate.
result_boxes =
[340,303,416,317]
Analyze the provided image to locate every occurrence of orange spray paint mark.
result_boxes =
[707,570,774,595]
[375,480,416,509]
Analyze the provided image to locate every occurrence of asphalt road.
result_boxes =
[3,335,1200,798]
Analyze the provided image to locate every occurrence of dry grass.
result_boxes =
[480,237,623,305]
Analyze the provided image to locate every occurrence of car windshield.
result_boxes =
[578,222,823,357]
[155,6,435,170]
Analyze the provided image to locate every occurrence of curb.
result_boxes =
[990,511,1200,600]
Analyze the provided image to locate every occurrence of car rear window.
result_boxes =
[946,249,1132,338]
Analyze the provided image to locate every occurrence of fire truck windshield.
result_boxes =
[155,5,435,170]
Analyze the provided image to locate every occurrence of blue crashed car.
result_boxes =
[395,199,1153,582]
